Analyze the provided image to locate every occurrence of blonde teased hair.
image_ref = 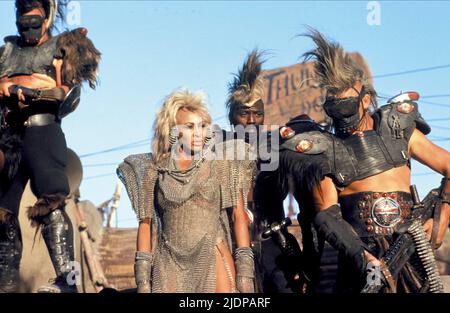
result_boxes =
[152,88,212,163]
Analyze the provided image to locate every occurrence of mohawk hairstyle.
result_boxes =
[226,49,266,125]
[15,0,69,33]
[302,27,369,97]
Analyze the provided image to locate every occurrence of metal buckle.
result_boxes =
[371,196,402,228]
[23,114,55,127]
[35,89,43,101]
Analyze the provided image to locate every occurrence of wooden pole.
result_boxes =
[107,181,122,228]
[74,200,109,292]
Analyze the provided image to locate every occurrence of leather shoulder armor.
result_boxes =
[281,130,332,155]
[377,101,431,142]
[280,119,334,155]
[279,120,343,188]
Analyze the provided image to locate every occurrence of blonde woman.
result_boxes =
[117,88,256,293]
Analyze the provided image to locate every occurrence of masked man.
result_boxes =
[0,0,100,293]
[278,29,450,293]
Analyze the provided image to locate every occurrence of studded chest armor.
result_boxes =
[280,102,431,188]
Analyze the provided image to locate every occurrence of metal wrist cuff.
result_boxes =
[234,247,254,278]
[134,251,153,287]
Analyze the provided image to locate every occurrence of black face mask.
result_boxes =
[17,15,45,46]
[324,89,365,136]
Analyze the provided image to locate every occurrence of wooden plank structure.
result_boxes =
[98,228,136,292]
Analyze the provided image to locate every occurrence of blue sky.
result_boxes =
[1,1,449,227]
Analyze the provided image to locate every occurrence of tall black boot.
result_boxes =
[37,208,77,293]
[0,216,22,293]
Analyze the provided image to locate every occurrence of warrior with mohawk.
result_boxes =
[227,49,266,128]
[226,51,306,293]
[0,0,100,293]
[277,28,450,293]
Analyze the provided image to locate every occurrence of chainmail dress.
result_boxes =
[117,139,256,293]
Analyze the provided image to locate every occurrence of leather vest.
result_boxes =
[0,35,60,80]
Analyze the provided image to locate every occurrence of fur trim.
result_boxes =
[278,121,330,209]
[0,128,22,181]
[57,28,101,89]
[27,193,66,224]
[279,150,326,202]
[0,208,15,224]
[226,49,266,124]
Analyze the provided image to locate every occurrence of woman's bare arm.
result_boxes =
[137,218,152,252]
[232,191,251,248]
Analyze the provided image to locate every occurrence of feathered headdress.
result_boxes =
[302,27,369,97]
[226,49,266,124]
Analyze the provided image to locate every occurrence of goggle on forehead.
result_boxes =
[17,15,45,31]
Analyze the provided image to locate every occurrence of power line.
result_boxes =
[84,173,117,181]
[427,117,450,122]
[83,162,119,168]
[371,63,450,79]
[421,94,450,99]
[420,99,450,108]
[433,137,450,142]
[79,138,149,158]
[377,92,450,108]
[412,172,436,177]
[429,124,450,131]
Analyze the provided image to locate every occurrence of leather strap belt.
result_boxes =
[23,114,56,127]
[9,86,65,104]
[339,191,413,237]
